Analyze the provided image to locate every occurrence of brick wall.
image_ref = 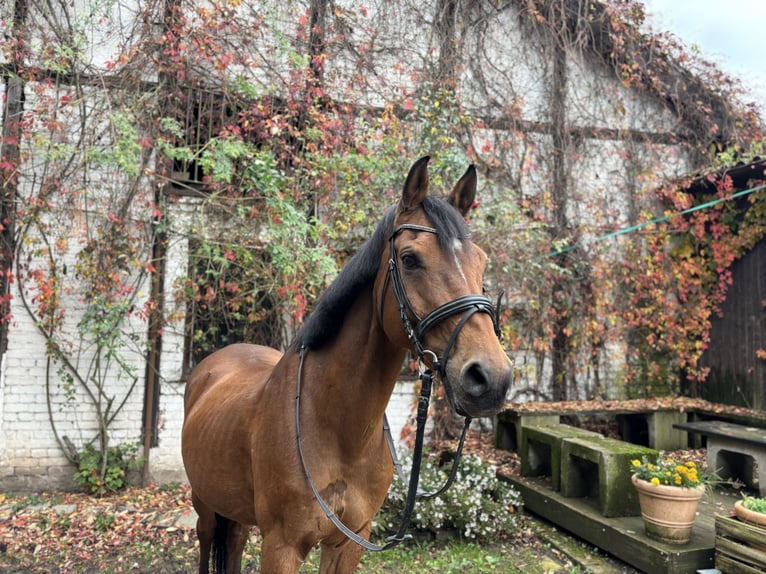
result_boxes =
[0,1,698,493]
[0,271,151,491]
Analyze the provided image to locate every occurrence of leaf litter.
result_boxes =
[0,483,197,573]
[2,396,746,572]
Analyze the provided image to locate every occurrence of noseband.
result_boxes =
[296,222,504,553]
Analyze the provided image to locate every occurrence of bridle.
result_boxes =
[296,222,502,552]
[380,223,501,411]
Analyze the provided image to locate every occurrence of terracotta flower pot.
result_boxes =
[734,500,766,528]
[631,474,705,545]
[734,500,766,551]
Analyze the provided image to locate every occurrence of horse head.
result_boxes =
[377,156,513,418]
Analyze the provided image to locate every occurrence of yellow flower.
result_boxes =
[629,453,707,489]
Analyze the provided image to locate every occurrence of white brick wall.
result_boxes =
[0,260,153,491]
[386,381,418,444]
[143,196,199,484]
[0,0,699,493]
[0,79,156,492]
[1,304,78,491]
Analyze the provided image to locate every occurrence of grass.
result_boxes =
[237,535,576,573]
[356,539,568,573]
[0,536,575,574]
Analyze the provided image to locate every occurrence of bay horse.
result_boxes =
[182,156,513,574]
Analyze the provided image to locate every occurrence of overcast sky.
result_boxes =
[641,0,766,116]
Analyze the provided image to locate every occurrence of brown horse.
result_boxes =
[182,156,513,574]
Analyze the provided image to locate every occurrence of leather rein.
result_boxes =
[295,223,501,552]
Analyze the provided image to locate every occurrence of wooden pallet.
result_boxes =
[503,473,717,573]
[715,514,766,573]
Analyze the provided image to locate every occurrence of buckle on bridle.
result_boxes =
[417,350,439,376]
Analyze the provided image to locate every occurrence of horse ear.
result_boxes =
[448,164,477,217]
[399,156,430,212]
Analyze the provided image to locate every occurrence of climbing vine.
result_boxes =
[461,0,763,400]
[617,143,766,395]
[1,0,765,484]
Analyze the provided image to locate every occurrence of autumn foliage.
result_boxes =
[1,0,764,458]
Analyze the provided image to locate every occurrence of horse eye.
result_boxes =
[400,253,420,270]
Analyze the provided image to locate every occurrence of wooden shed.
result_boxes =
[691,160,766,410]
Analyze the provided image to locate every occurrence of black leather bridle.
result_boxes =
[381,223,501,410]
[296,222,502,552]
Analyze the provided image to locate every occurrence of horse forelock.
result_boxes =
[421,195,471,250]
[293,196,469,351]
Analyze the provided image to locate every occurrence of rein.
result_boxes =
[295,223,501,552]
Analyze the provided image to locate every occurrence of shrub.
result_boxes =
[373,451,523,540]
[73,442,144,496]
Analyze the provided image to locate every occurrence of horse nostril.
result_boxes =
[461,362,491,397]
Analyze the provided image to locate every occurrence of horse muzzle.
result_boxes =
[445,358,513,418]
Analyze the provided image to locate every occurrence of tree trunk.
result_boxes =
[548,10,571,402]
[0,0,28,358]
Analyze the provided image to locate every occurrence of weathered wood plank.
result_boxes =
[716,537,766,568]
[503,474,716,574]
[716,553,765,574]
[716,514,766,549]
[715,514,766,571]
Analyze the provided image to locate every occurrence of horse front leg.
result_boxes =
[259,532,309,574]
[318,525,369,574]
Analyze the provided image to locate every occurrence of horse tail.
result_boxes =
[211,513,229,574]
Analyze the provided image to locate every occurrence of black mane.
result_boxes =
[293,196,470,350]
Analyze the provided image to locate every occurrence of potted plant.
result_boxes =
[629,453,708,545]
[734,493,766,529]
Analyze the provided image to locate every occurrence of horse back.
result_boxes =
[184,343,283,410]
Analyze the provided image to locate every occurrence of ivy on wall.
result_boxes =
[1,0,764,474]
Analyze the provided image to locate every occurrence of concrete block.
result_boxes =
[520,423,603,491]
[649,411,688,450]
[495,410,559,452]
[674,421,766,496]
[561,436,657,518]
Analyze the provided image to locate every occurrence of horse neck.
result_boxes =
[299,288,407,452]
